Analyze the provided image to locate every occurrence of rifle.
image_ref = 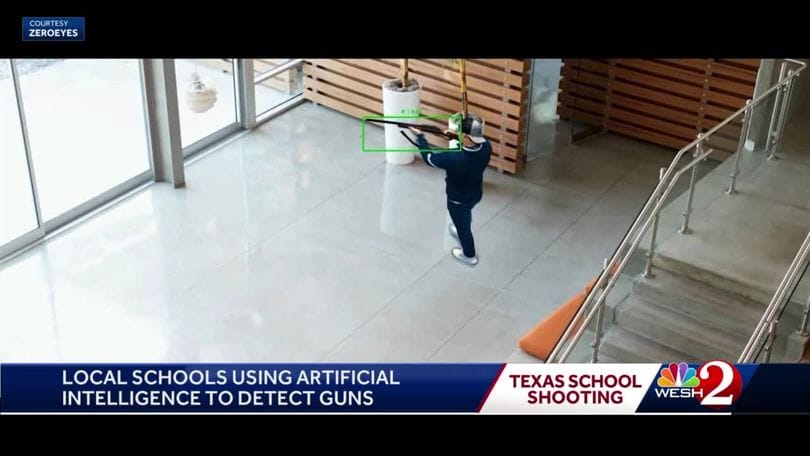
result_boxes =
[365,118,459,140]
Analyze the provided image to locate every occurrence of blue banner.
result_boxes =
[732,363,810,413]
[2,363,810,413]
[0,364,502,413]
[22,17,85,42]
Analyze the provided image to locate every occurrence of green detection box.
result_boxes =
[361,113,463,153]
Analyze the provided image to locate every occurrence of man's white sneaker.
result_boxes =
[451,247,478,267]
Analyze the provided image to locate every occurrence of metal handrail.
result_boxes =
[738,231,810,363]
[254,59,304,85]
[547,59,807,363]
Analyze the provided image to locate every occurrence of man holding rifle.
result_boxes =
[407,114,491,267]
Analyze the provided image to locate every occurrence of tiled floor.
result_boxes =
[0,102,688,363]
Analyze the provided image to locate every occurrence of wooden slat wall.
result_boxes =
[558,59,760,158]
[303,59,532,174]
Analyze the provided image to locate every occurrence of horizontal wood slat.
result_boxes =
[719,59,760,69]
[304,59,529,173]
[493,59,527,72]
[610,107,697,140]
[605,93,700,127]
[558,94,606,118]
[559,59,760,157]
[606,120,688,150]
[558,80,607,102]
[423,59,524,87]
[617,59,708,85]
[558,106,604,127]
[560,65,609,89]
[613,65,706,99]
[614,60,758,97]
[304,77,381,112]
[307,62,522,123]
[313,59,524,121]
[566,59,755,103]
[563,59,611,80]
[707,77,756,98]
[612,80,701,111]
[666,59,758,83]
[381,59,524,102]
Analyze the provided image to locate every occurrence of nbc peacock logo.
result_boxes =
[657,362,700,388]
[654,360,743,408]
[655,362,703,401]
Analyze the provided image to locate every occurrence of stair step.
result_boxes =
[617,295,746,362]
[633,269,764,339]
[569,352,622,364]
[595,354,622,364]
[654,255,809,326]
[654,253,773,305]
[600,326,695,363]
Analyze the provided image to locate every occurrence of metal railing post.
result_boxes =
[590,258,609,363]
[766,62,788,159]
[644,167,666,279]
[763,320,779,362]
[797,294,810,337]
[680,138,702,234]
[739,231,810,362]
[727,100,752,195]
[771,70,795,158]
[590,302,605,363]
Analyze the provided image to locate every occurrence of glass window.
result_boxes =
[0,60,38,246]
[253,59,303,117]
[175,59,238,149]
[16,59,151,221]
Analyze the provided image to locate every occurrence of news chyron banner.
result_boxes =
[1,362,808,414]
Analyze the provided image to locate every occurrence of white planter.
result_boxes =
[380,164,410,237]
[381,78,421,165]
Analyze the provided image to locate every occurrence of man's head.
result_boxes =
[448,113,486,145]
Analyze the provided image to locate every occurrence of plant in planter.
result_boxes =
[449,58,469,117]
[400,59,409,90]
[381,59,422,165]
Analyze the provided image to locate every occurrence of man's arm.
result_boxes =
[414,133,465,172]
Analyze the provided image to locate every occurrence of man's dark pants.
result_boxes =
[447,199,476,258]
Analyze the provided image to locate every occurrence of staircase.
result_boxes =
[595,116,810,363]
[545,61,810,365]
[600,268,764,363]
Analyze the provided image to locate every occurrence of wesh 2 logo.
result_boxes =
[655,360,742,408]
